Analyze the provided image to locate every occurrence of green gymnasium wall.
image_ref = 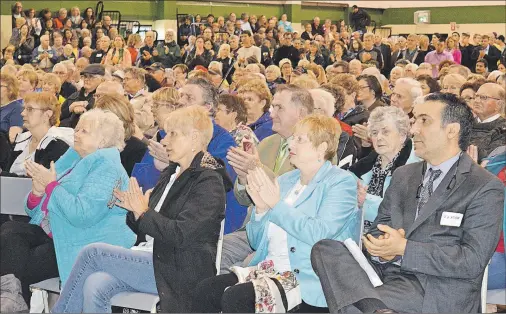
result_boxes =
[2,1,503,26]
[381,6,506,25]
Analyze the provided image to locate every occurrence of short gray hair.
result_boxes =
[368,106,410,140]
[396,77,423,100]
[309,89,335,117]
[79,109,126,151]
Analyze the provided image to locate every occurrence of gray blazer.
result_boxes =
[369,153,504,313]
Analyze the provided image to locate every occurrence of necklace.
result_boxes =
[293,181,306,196]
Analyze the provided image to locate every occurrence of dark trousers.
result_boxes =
[192,273,329,313]
[0,221,59,304]
[310,239,424,313]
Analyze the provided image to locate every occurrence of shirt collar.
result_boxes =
[427,152,461,178]
[477,114,501,123]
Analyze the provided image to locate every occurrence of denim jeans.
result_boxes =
[52,243,157,313]
[488,252,506,290]
[219,230,254,274]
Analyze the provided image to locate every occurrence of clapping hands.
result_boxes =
[25,160,57,196]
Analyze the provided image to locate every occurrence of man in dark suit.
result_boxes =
[311,93,504,313]
[472,34,502,71]
[311,16,324,36]
[349,5,371,34]
[374,33,391,77]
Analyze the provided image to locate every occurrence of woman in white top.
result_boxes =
[2,92,72,176]
[192,115,361,313]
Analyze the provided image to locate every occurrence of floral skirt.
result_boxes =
[230,260,301,313]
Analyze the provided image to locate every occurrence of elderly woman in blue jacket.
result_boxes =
[349,106,420,232]
[0,109,136,297]
[192,115,360,313]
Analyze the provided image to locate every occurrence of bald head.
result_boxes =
[96,81,125,97]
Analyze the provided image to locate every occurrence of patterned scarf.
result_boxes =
[366,148,403,197]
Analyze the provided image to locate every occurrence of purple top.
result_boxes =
[424,50,454,78]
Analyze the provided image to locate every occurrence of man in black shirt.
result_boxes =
[460,33,476,71]
[139,31,157,68]
[178,16,192,46]
[358,33,383,69]
[89,36,110,64]
[273,32,300,67]
[311,17,324,36]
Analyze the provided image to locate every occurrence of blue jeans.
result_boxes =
[52,243,158,313]
[488,252,506,290]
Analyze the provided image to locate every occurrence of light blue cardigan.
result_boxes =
[359,145,420,222]
[25,147,136,283]
[246,161,360,307]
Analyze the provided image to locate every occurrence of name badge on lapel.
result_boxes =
[440,212,463,227]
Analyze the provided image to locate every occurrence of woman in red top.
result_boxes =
[126,33,141,66]
[53,8,67,30]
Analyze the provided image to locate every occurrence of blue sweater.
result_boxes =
[25,148,136,283]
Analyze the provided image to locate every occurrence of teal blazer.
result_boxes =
[25,147,136,283]
[246,161,360,307]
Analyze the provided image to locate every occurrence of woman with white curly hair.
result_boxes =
[1,109,136,303]
[349,106,420,233]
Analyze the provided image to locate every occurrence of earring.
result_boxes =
[192,148,196,152]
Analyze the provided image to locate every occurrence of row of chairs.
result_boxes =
[1,177,504,313]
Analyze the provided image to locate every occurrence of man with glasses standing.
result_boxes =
[60,64,105,128]
[469,83,506,162]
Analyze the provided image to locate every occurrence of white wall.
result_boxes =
[383,23,506,36]
[1,15,12,49]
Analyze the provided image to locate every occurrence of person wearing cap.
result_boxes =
[112,70,125,83]
[60,64,105,128]
[153,29,181,69]
[146,63,172,88]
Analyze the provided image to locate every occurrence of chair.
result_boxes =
[30,219,226,313]
[0,177,31,216]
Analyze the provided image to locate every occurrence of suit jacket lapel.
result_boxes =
[260,135,282,171]
[406,155,472,237]
[403,163,423,230]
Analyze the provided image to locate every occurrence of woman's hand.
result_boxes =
[249,167,280,209]
[466,144,479,163]
[114,177,152,219]
[148,139,171,164]
[246,170,270,214]
[25,160,57,192]
[357,180,367,209]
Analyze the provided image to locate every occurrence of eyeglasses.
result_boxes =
[462,96,475,102]
[290,135,310,145]
[358,85,370,90]
[474,94,502,102]
[23,106,46,113]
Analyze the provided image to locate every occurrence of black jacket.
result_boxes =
[89,49,108,64]
[183,49,212,70]
[460,44,475,71]
[349,138,413,183]
[311,23,324,36]
[120,137,147,176]
[273,45,300,67]
[60,88,96,128]
[469,117,506,162]
[60,81,77,99]
[471,45,502,71]
[341,105,370,127]
[126,151,232,312]
[349,9,371,31]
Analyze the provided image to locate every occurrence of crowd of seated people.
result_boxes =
[0,1,505,313]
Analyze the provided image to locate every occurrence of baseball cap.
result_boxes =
[146,62,165,71]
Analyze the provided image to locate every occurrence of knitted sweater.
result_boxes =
[469,117,506,162]
[24,147,136,283]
